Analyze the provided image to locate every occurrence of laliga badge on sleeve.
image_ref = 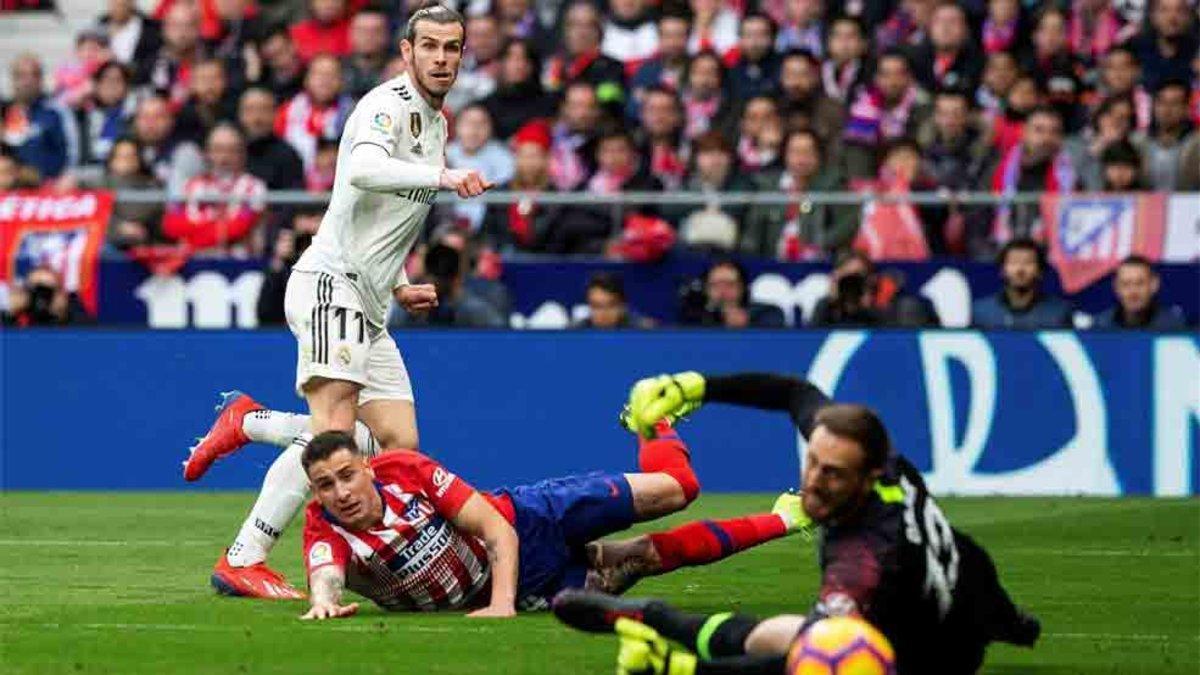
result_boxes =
[370,111,393,134]
[309,541,334,567]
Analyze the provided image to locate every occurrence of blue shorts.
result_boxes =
[492,472,636,609]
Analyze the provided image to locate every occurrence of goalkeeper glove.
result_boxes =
[615,618,698,675]
[621,372,707,438]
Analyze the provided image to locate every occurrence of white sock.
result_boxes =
[242,410,379,457]
[242,409,309,448]
[227,433,312,567]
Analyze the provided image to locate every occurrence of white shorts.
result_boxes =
[284,270,414,404]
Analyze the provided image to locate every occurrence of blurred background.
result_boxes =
[0,0,1196,495]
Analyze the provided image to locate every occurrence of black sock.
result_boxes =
[643,603,762,658]
[696,654,788,675]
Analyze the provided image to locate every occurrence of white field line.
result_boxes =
[3,622,1197,643]
[0,539,1195,559]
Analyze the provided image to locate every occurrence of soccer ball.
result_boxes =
[786,616,896,675]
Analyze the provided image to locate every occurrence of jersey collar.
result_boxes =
[399,72,439,118]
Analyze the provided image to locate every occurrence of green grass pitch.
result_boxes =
[1,493,1196,674]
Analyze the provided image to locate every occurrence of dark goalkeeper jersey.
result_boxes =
[813,456,972,673]
[702,372,1032,674]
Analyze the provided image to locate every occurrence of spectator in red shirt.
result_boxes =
[853,139,933,262]
[162,123,267,256]
[482,120,570,253]
[289,0,351,63]
[275,54,352,170]
[990,73,1042,157]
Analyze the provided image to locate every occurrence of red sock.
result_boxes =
[638,421,700,502]
[648,514,789,573]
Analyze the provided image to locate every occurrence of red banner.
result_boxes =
[0,190,112,314]
[1042,193,1167,294]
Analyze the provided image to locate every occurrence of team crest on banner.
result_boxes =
[0,190,112,314]
[1042,193,1166,293]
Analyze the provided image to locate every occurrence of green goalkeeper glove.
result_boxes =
[620,372,707,438]
[616,618,698,675]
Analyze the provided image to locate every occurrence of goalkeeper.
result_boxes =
[553,372,1040,674]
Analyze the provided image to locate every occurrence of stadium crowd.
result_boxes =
[0,0,1197,328]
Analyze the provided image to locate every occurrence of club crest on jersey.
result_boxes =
[337,345,352,367]
[371,111,392,134]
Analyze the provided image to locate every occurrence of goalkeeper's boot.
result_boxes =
[616,618,697,675]
[183,391,262,482]
[553,589,662,634]
[772,491,815,540]
[211,553,304,600]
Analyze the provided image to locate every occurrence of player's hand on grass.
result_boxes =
[623,372,706,438]
[615,618,696,675]
[467,604,516,618]
[395,283,439,313]
[440,168,494,199]
[300,601,359,620]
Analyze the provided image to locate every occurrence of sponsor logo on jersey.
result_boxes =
[432,467,455,498]
[397,187,437,205]
[410,112,422,138]
[309,541,334,567]
[371,112,393,134]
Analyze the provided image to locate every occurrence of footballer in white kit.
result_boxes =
[285,69,447,404]
[183,3,494,600]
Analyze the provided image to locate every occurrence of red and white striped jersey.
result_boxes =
[302,451,491,612]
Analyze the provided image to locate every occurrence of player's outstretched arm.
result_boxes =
[451,493,519,618]
[345,142,443,193]
[300,566,359,620]
[626,372,831,439]
[701,373,831,438]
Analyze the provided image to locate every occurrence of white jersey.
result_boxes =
[294,73,448,326]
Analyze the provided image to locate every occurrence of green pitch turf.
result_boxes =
[0,493,1196,674]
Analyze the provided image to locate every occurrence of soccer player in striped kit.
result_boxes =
[184,3,494,598]
[297,420,812,619]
